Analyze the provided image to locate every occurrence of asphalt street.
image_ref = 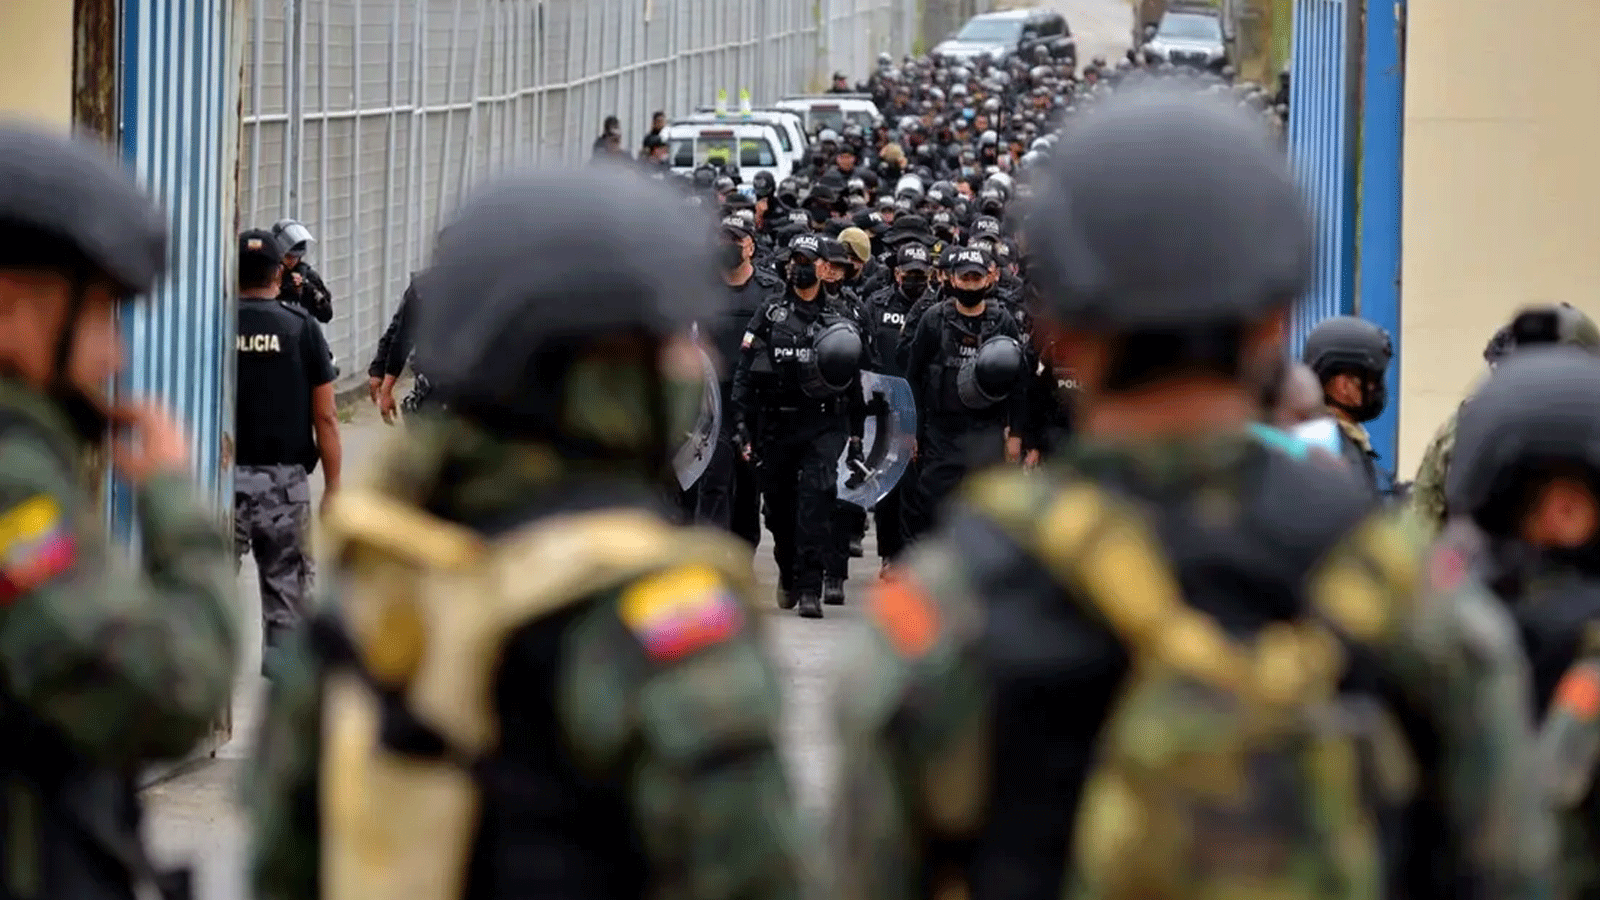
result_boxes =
[140,5,1133,896]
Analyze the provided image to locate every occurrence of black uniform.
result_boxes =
[236,286,335,660]
[730,288,862,613]
[697,264,781,544]
[277,259,333,324]
[862,271,930,563]
[899,297,1025,544]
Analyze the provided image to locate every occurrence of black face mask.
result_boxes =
[719,244,746,269]
[900,275,929,298]
[53,387,109,445]
[1333,373,1387,423]
[949,285,988,308]
[790,262,819,289]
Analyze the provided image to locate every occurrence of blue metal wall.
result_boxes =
[112,0,241,538]
[1356,0,1405,471]
[1285,0,1358,353]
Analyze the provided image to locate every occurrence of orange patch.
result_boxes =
[869,574,941,658]
[1553,666,1600,722]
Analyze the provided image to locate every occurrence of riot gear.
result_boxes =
[799,321,864,398]
[272,218,315,256]
[956,335,1025,409]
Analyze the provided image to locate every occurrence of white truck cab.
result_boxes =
[663,121,794,186]
[682,109,807,168]
[773,95,883,136]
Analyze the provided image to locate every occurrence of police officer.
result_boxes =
[819,235,873,583]
[1444,346,1600,898]
[0,123,238,900]
[246,170,803,900]
[697,216,781,545]
[366,273,428,423]
[830,83,1552,900]
[898,245,1027,545]
[236,228,341,675]
[271,218,333,324]
[1300,315,1392,494]
[731,233,865,619]
[1411,302,1600,532]
[863,243,934,572]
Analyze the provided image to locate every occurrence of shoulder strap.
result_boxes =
[961,470,1250,691]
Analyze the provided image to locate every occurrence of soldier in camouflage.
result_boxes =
[246,170,804,900]
[1300,315,1393,495]
[0,125,240,900]
[1442,346,1600,898]
[829,82,1553,900]
[1410,303,1600,532]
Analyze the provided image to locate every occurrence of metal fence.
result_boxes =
[237,0,920,383]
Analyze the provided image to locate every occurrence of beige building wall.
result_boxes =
[0,0,74,129]
[1399,0,1600,472]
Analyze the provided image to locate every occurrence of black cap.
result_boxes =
[788,233,823,260]
[885,214,931,243]
[949,246,989,276]
[239,228,285,264]
[972,216,1002,237]
[896,243,932,272]
[852,208,889,235]
[819,239,852,264]
[720,216,753,240]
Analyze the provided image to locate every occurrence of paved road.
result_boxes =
[140,9,1135,897]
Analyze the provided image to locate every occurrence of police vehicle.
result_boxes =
[682,109,807,169]
[663,121,794,186]
[772,95,883,136]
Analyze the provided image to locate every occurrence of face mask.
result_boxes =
[949,285,987,307]
[790,262,819,289]
[1356,376,1387,423]
[900,275,929,298]
[719,243,745,269]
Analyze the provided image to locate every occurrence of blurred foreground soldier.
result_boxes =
[830,83,1552,900]
[0,124,239,900]
[731,233,865,618]
[1412,303,1600,532]
[1301,315,1392,494]
[1444,347,1600,898]
[271,218,333,324]
[1270,361,1327,428]
[246,171,802,900]
[235,228,340,675]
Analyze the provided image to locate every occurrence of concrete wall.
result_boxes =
[0,0,74,127]
[1398,0,1600,472]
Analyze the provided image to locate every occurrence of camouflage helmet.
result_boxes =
[1447,346,1600,531]
[1506,302,1600,354]
[0,124,166,296]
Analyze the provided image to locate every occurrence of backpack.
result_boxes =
[965,471,1419,900]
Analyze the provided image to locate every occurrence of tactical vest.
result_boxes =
[926,303,1009,419]
[869,291,915,378]
[955,446,1427,900]
[754,297,845,400]
[317,491,756,900]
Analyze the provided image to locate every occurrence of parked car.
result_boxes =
[1141,7,1228,70]
[685,108,808,168]
[663,121,794,186]
[932,9,1074,66]
[772,96,882,136]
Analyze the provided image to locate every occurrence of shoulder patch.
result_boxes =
[868,573,941,659]
[1554,664,1600,723]
[619,564,744,662]
[0,495,75,605]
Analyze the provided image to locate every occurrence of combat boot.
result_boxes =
[849,536,864,557]
[824,576,846,605]
[776,584,798,610]
[798,591,824,619]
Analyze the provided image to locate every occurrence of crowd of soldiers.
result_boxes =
[8,35,1600,900]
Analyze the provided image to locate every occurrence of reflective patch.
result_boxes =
[0,495,75,605]
[1554,666,1600,723]
[869,573,940,658]
[619,564,743,662]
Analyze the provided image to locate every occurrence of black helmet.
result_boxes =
[799,321,864,398]
[752,171,777,198]
[957,336,1025,409]
[1446,347,1600,530]
[1301,316,1392,378]
[413,170,722,433]
[1024,81,1312,328]
[0,124,167,296]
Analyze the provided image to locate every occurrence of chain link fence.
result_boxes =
[237,0,922,382]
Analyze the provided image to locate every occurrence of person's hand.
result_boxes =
[291,272,304,288]
[1006,435,1022,464]
[378,388,398,425]
[109,402,191,485]
[1024,449,1041,469]
[367,376,381,403]
[320,482,338,518]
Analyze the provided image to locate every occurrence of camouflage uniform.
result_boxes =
[0,124,240,900]
[247,171,804,900]
[1408,406,1459,531]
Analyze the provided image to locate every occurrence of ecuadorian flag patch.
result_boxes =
[0,495,76,606]
[620,564,743,662]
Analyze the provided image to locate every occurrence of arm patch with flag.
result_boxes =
[0,495,75,605]
[619,564,744,662]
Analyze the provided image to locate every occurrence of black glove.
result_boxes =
[734,421,756,465]
[845,436,869,487]
[863,391,889,417]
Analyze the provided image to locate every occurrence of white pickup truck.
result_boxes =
[662,121,794,186]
